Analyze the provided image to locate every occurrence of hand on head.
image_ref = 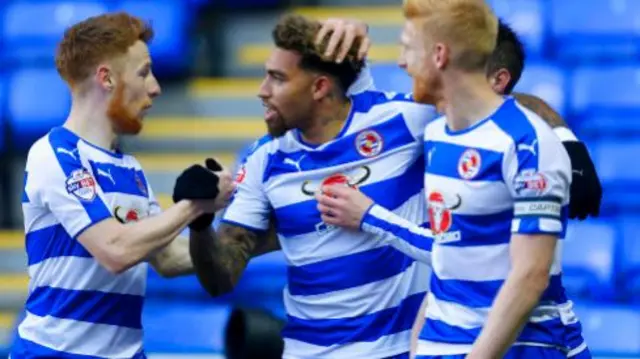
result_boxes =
[316,18,370,63]
[315,185,374,231]
[172,158,235,231]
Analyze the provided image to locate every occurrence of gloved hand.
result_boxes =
[563,141,603,220]
[173,158,223,231]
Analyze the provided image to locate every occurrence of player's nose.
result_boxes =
[148,76,162,98]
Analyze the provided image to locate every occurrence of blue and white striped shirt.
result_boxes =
[223,90,436,358]
[362,98,587,356]
[12,126,157,359]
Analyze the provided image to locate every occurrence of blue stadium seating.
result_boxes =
[562,221,617,300]
[574,303,640,355]
[7,67,70,148]
[549,0,640,62]
[571,66,640,116]
[115,0,192,76]
[1,1,109,66]
[143,299,231,353]
[619,217,640,300]
[0,73,6,152]
[488,0,546,58]
[513,62,566,116]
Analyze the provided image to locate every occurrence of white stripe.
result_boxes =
[432,241,563,281]
[28,256,147,296]
[266,143,421,209]
[284,261,430,319]
[18,311,143,358]
[282,192,426,266]
[425,174,513,215]
[283,330,411,359]
[416,340,558,356]
[425,293,561,329]
[23,209,59,233]
[540,218,563,233]
[514,200,562,217]
[425,119,514,153]
[568,341,588,357]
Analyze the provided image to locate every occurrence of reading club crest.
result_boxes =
[355,130,383,158]
[458,149,481,180]
[66,169,97,202]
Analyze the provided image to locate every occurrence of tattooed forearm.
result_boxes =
[513,92,567,128]
[189,221,279,297]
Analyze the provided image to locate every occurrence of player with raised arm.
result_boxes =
[316,0,590,358]
[175,14,437,359]
[11,13,232,359]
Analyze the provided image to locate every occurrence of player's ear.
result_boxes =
[96,65,115,92]
[311,75,333,100]
[488,68,511,95]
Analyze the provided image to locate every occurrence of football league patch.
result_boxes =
[513,169,548,197]
[66,168,97,202]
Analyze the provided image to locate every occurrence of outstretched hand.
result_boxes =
[315,185,374,231]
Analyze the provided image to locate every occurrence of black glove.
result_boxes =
[563,141,603,220]
[173,158,223,231]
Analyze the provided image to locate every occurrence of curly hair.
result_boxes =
[55,12,154,88]
[272,14,365,94]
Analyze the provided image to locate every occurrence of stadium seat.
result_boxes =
[143,299,231,353]
[116,0,191,77]
[562,221,617,300]
[549,0,640,62]
[487,0,546,58]
[619,217,640,300]
[512,62,566,117]
[573,303,640,355]
[0,73,6,152]
[578,114,640,139]
[571,66,640,116]
[7,67,70,149]
[0,1,109,65]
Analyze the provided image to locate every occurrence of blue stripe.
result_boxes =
[22,171,30,203]
[11,337,146,359]
[351,90,414,114]
[419,316,566,348]
[26,224,92,266]
[490,98,540,171]
[88,161,148,198]
[363,211,433,252]
[439,209,513,247]
[288,246,414,296]
[263,113,416,183]
[275,155,424,237]
[425,141,504,182]
[26,286,144,329]
[514,205,569,238]
[430,273,567,308]
[282,291,424,346]
[48,128,112,223]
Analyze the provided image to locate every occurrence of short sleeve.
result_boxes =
[221,147,272,232]
[503,126,571,235]
[29,143,113,238]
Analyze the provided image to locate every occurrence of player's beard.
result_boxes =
[107,82,146,135]
[265,108,290,138]
[412,75,442,106]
